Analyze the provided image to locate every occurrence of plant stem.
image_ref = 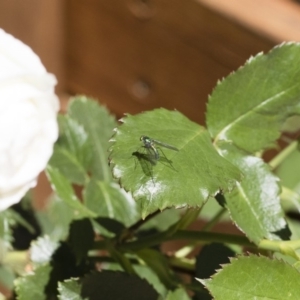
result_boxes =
[201,207,227,231]
[105,239,136,274]
[116,210,161,243]
[174,231,253,246]
[127,210,160,233]
[174,208,227,258]
[269,141,297,169]
[93,235,300,261]
[117,230,254,252]
[168,207,201,233]
[168,256,195,271]
[259,239,300,260]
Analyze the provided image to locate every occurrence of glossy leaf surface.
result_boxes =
[68,96,116,181]
[58,279,84,300]
[207,43,300,153]
[136,248,178,289]
[49,115,91,184]
[219,143,288,243]
[30,236,59,265]
[110,109,242,218]
[200,255,300,300]
[83,179,139,226]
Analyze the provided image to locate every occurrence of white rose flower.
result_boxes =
[0,29,59,211]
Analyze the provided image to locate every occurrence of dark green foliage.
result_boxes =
[10,44,300,299]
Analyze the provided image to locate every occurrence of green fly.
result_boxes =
[140,135,179,162]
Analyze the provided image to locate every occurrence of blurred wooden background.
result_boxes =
[0,0,65,92]
[1,0,300,121]
[1,0,300,122]
[65,0,274,124]
[1,0,300,204]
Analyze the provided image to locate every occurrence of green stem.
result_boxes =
[93,235,300,261]
[269,141,297,169]
[117,230,254,252]
[105,239,136,275]
[128,210,161,233]
[168,256,195,272]
[174,231,253,246]
[117,210,161,243]
[201,207,227,231]
[259,239,300,260]
[174,207,227,258]
[168,207,201,233]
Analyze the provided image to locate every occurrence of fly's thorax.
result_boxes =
[140,136,152,148]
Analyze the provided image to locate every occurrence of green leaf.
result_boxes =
[107,246,136,275]
[0,266,14,290]
[15,264,52,300]
[94,217,125,235]
[46,242,89,288]
[46,166,96,219]
[136,248,178,289]
[165,288,191,300]
[36,195,77,241]
[49,145,88,185]
[57,115,92,169]
[68,219,94,264]
[81,271,159,300]
[276,149,300,193]
[194,243,235,300]
[280,187,300,213]
[58,278,85,300]
[219,143,288,243]
[6,205,36,235]
[133,265,168,297]
[199,255,300,300]
[49,115,92,184]
[104,262,168,297]
[84,179,139,226]
[30,236,59,265]
[0,210,16,246]
[196,243,235,279]
[287,217,300,241]
[110,108,242,218]
[68,96,117,181]
[207,43,300,153]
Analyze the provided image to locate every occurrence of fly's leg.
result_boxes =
[156,147,177,171]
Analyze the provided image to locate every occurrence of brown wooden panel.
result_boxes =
[65,0,274,124]
[0,0,65,92]
[98,0,274,68]
[198,0,300,43]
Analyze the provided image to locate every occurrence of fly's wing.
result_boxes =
[152,139,179,151]
[145,145,160,160]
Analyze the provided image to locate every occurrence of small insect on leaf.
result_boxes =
[140,135,179,162]
[109,109,242,218]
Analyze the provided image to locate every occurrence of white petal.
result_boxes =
[0,29,59,210]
